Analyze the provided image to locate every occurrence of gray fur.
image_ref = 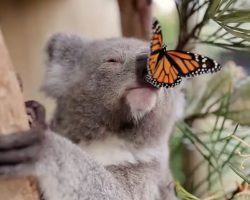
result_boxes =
[0,34,184,199]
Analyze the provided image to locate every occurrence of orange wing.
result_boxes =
[166,50,221,77]
[146,55,182,88]
[148,19,163,76]
[150,19,163,52]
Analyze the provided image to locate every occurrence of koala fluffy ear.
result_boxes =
[41,33,88,98]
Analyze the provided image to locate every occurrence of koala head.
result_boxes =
[42,34,184,146]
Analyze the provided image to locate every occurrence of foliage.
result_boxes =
[169,0,250,199]
[175,181,200,200]
[175,0,250,51]
[171,62,250,199]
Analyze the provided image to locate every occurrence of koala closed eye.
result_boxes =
[101,58,124,71]
[106,58,119,63]
[104,57,124,65]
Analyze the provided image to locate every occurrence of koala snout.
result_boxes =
[136,53,148,82]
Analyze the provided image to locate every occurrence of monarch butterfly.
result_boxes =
[145,18,222,88]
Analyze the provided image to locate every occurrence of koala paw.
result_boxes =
[26,100,47,129]
[0,100,46,175]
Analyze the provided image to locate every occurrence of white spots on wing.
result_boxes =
[213,60,220,70]
[153,23,161,33]
[202,58,207,63]
[194,53,199,62]
[146,75,182,88]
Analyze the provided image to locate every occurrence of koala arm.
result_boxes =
[35,130,129,200]
[106,164,177,200]
[107,164,159,200]
[0,102,128,200]
[0,129,130,200]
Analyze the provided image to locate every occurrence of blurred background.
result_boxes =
[0,0,180,118]
[0,0,121,117]
[1,0,250,199]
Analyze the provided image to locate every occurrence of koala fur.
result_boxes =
[0,34,184,200]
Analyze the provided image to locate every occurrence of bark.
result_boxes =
[0,28,39,200]
[117,0,152,40]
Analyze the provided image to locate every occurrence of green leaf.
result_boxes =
[216,10,250,23]
[208,0,221,17]
[223,25,250,41]
[200,40,250,51]
[228,26,250,33]
[175,181,201,200]
[217,0,237,17]
[228,163,250,184]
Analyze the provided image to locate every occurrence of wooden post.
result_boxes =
[117,0,152,40]
[0,28,39,200]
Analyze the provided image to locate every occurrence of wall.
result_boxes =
[0,0,121,118]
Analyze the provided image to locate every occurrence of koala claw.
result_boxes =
[0,100,46,173]
[0,129,44,165]
[26,100,47,129]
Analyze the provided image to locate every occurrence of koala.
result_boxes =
[0,34,184,200]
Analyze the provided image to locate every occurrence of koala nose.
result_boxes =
[136,53,148,81]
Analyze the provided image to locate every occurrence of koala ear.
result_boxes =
[41,33,89,98]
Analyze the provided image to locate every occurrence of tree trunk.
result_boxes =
[0,28,39,200]
[117,0,152,40]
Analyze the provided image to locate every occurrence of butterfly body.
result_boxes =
[146,19,221,88]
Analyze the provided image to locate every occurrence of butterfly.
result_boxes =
[145,18,222,88]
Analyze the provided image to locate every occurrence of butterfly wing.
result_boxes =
[146,55,182,88]
[166,50,221,78]
[147,19,182,88]
[147,18,163,77]
[150,18,163,52]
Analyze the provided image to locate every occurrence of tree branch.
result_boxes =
[117,0,152,40]
[0,28,40,200]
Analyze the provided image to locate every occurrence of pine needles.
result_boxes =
[175,0,250,51]
[170,0,250,199]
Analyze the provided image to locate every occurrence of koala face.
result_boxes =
[84,39,161,121]
[42,34,184,145]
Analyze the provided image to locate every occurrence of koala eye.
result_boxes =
[106,58,119,63]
